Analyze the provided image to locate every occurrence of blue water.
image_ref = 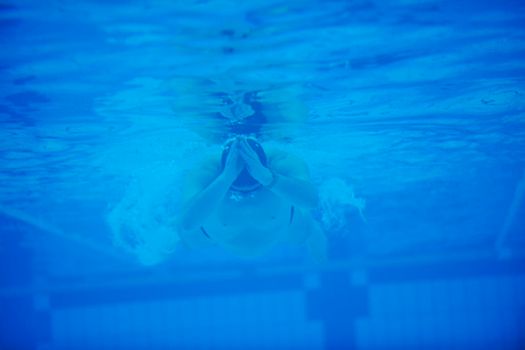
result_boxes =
[1,0,525,348]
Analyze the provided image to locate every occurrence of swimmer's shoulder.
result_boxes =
[266,147,311,180]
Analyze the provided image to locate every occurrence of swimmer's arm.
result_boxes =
[268,173,319,209]
[266,151,319,209]
[179,172,232,232]
[178,153,236,231]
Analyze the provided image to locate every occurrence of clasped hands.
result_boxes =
[222,137,274,186]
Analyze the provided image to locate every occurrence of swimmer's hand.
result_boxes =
[222,139,244,182]
[239,138,273,186]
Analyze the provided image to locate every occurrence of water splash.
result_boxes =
[318,177,366,234]
[106,162,183,265]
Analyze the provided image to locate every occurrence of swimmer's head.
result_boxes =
[220,136,267,192]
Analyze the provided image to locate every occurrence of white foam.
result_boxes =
[107,162,183,265]
[318,177,366,233]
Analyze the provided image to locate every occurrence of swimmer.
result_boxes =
[177,135,327,261]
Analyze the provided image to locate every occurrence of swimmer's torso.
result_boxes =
[201,188,291,253]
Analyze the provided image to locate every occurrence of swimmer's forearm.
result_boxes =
[179,173,233,231]
[268,173,319,209]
